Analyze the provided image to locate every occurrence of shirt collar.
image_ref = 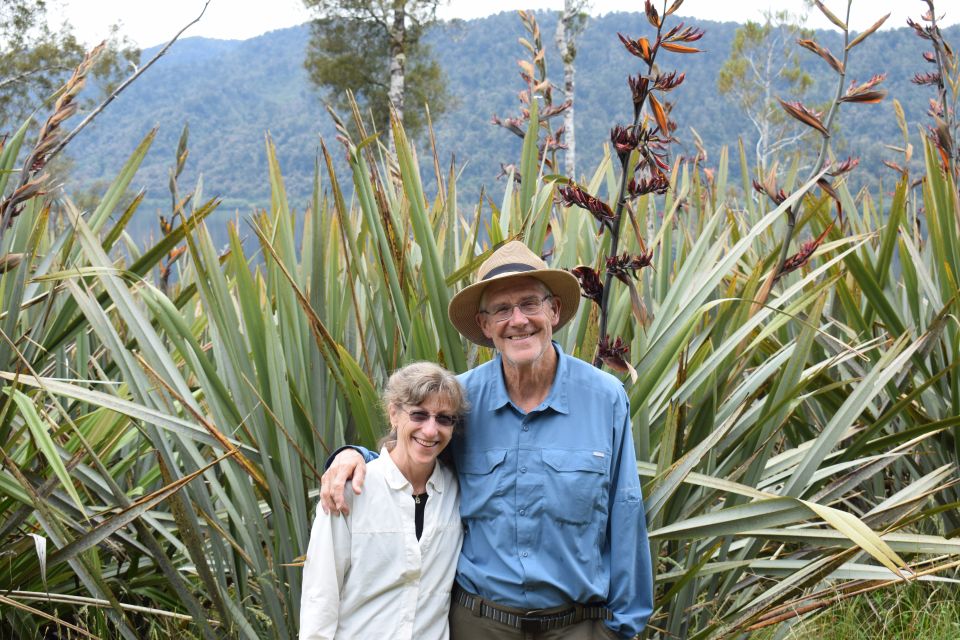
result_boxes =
[378,447,446,494]
[485,341,571,415]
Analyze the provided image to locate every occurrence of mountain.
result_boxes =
[64,11,956,238]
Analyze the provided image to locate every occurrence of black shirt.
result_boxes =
[413,492,428,540]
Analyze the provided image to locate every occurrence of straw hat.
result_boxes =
[448,241,581,347]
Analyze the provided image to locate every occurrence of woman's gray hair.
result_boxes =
[379,362,469,450]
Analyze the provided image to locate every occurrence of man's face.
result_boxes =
[476,277,560,368]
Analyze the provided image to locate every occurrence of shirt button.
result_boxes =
[519,509,525,516]
[520,467,527,473]
[521,551,528,557]
[522,426,529,432]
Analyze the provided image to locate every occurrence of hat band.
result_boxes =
[482,263,537,281]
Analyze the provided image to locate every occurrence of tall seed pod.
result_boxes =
[0,42,107,235]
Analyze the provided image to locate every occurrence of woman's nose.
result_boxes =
[419,419,439,436]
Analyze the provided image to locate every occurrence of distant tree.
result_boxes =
[555,0,589,179]
[717,10,814,174]
[303,0,450,140]
[0,0,138,131]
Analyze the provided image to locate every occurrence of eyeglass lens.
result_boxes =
[407,410,457,427]
[488,295,551,321]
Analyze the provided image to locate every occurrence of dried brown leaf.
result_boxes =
[798,39,844,73]
[847,13,891,50]
[813,0,847,30]
[645,0,660,28]
[839,90,887,104]
[0,253,24,274]
[777,99,829,135]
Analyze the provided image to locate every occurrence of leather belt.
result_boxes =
[453,583,612,633]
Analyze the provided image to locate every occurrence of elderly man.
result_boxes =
[321,241,654,639]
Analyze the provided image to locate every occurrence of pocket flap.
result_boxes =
[460,449,507,474]
[542,449,607,473]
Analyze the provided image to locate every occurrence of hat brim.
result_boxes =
[448,269,582,347]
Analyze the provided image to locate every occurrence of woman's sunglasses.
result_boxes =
[402,407,459,427]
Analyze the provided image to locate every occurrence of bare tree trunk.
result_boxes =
[387,0,406,150]
[561,49,576,178]
[556,0,588,179]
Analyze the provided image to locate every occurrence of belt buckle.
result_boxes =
[518,615,546,633]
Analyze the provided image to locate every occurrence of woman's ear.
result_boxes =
[387,403,400,427]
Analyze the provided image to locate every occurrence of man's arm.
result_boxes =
[319,446,377,515]
[603,392,654,638]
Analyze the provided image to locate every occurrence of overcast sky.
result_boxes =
[61,0,955,48]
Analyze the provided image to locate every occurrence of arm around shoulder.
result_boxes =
[320,446,377,515]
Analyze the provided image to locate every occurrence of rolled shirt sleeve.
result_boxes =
[603,390,654,638]
[324,445,376,468]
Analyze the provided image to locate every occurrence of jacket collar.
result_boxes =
[378,447,446,494]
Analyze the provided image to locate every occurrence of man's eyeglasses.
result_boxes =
[402,407,459,427]
[480,295,553,323]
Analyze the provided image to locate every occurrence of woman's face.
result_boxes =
[388,393,457,469]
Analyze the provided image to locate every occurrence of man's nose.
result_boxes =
[506,304,529,323]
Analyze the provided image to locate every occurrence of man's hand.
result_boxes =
[320,448,366,515]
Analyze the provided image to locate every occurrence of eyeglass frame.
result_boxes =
[399,406,460,427]
[478,294,555,323]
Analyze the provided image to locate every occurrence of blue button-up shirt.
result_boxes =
[347,343,653,638]
[452,343,653,638]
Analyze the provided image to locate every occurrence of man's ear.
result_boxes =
[476,312,493,340]
[548,297,561,327]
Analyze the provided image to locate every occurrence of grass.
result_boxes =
[757,583,960,639]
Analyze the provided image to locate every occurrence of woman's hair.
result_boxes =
[378,361,469,451]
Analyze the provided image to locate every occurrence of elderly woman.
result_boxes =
[300,362,468,640]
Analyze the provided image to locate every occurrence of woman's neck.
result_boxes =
[389,449,434,494]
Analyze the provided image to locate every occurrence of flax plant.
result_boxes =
[2,2,960,638]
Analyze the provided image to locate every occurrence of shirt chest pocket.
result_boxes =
[458,449,509,520]
[541,449,609,525]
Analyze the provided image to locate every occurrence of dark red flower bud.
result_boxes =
[662,23,705,43]
[570,266,604,303]
[606,251,654,283]
[752,179,787,205]
[828,157,860,176]
[628,75,650,107]
[907,18,933,40]
[653,71,686,91]
[629,173,670,197]
[492,115,527,138]
[558,184,616,232]
[611,125,640,163]
[598,335,632,375]
[913,72,942,86]
[779,239,819,277]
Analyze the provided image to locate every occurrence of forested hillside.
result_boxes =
[66,10,956,239]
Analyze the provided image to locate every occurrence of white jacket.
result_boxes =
[299,451,462,639]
